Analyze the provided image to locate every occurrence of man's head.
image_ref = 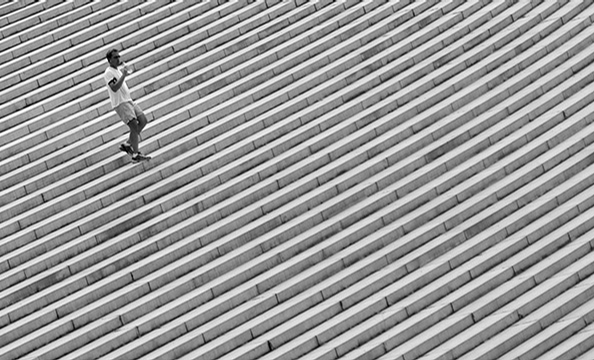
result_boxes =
[106,49,122,68]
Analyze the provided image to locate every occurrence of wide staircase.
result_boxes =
[2,0,594,359]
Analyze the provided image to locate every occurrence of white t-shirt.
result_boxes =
[104,66,132,108]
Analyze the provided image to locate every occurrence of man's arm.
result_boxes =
[108,70,128,92]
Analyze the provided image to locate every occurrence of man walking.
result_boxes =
[104,49,151,162]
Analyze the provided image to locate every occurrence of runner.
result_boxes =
[104,48,151,163]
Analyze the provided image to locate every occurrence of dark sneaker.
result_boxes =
[119,143,134,154]
[131,153,151,163]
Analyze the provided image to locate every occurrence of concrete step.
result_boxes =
[0,0,420,276]
[548,322,594,360]
[0,7,572,338]
[0,0,195,103]
[0,0,472,272]
[0,0,476,232]
[315,233,594,360]
[0,0,266,136]
[0,0,60,40]
[0,0,233,129]
[0,0,147,80]
[0,0,224,97]
[0,0,472,354]
[0,0,358,238]
[0,0,584,332]
[501,297,594,360]
[1,0,594,359]
[387,211,594,360]
[398,264,592,360]
[0,0,116,70]
[0,0,556,253]
[234,79,594,360]
[0,0,372,186]
[227,201,594,360]
[15,82,594,360]
[0,0,96,58]
[0,0,357,171]
[387,273,594,360]
[240,87,592,360]
[0,0,35,21]
[0,0,416,174]
[242,128,594,360]
[453,268,594,360]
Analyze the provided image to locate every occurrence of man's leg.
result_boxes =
[128,118,151,162]
[116,103,135,154]
[132,103,148,135]
[127,118,141,153]
[135,113,147,143]
[137,113,147,133]
[127,103,151,161]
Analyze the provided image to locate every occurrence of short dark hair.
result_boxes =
[106,49,119,61]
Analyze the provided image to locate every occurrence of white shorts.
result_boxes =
[115,101,144,124]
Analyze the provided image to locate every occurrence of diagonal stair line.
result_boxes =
[0,0,584,324]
